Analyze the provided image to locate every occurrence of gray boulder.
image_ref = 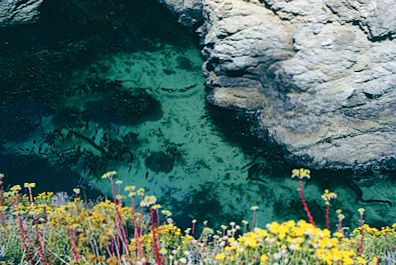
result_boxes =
[158,0,204,26]
[159,0,396,170]
[0,0,43,26]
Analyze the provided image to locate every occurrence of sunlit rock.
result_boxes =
[0,0,43,26]
[159,0,396,171]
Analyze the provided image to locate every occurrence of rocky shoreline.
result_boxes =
[2,0,396,171]
[159,0,396,171]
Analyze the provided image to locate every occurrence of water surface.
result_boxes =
[0,0,395,230]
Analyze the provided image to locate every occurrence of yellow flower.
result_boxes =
[116,195,125,200]
[260,254,268,264]
[152,204,161,210]
[356,257,366,264]
[137,188,145,196]
[24,183,36,188]
[291,168,311,179]
[140,195,157,207]
[124,185,135,191]
[369,257,378,265]
[255,228,268,238]
[321,189,337,205]
[101,171,116,179]
[333,232,344,238]
[215,253,226,262]
[161,210,172,217]
[10,185,22,192]
[338,213,345,221]
[106,256,118,265]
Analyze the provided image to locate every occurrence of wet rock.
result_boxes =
[158,0,204,26]
[0,0,43,26]
[159,0,396,171]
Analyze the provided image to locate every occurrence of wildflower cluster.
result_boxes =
[0,172,183,265]
[350,224,396,263]
[0,170,395,265]
[214,220,365,265]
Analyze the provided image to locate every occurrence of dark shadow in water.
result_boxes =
[0,100,50,142]
[0,0,198,109]
[0,0,196,190]
[84,85,163,125]
[205,103,396,227]
[206,103,292,177]
[145,152,174,173]
[0,153,101,198]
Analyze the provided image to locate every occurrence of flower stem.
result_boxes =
[325,205,330,230]
[150,207,161,265]
[251,210,256,231]
[299,180,316,227]
[358,213,365,255]
[67,227,80,263]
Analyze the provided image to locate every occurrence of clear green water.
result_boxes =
[0,0,395,230]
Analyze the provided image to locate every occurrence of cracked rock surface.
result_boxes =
[159,0,396,170]
[0,0,43,26]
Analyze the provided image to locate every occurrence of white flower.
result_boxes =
[265,238,276,244]
[251,205,259,211]
[137,258,146,265]
[0,245,5,257]
[289,244,297,250]
[140,195,157,207]
[115,180,123,185]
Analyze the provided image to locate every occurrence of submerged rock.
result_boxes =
[159,0,396,171]
[0,0,43,26]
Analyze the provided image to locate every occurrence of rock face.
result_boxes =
[0,0,43,26]
[158,0,204,26]
[159,0,396,171]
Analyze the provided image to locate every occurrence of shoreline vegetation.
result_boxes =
[0,170,395,265]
